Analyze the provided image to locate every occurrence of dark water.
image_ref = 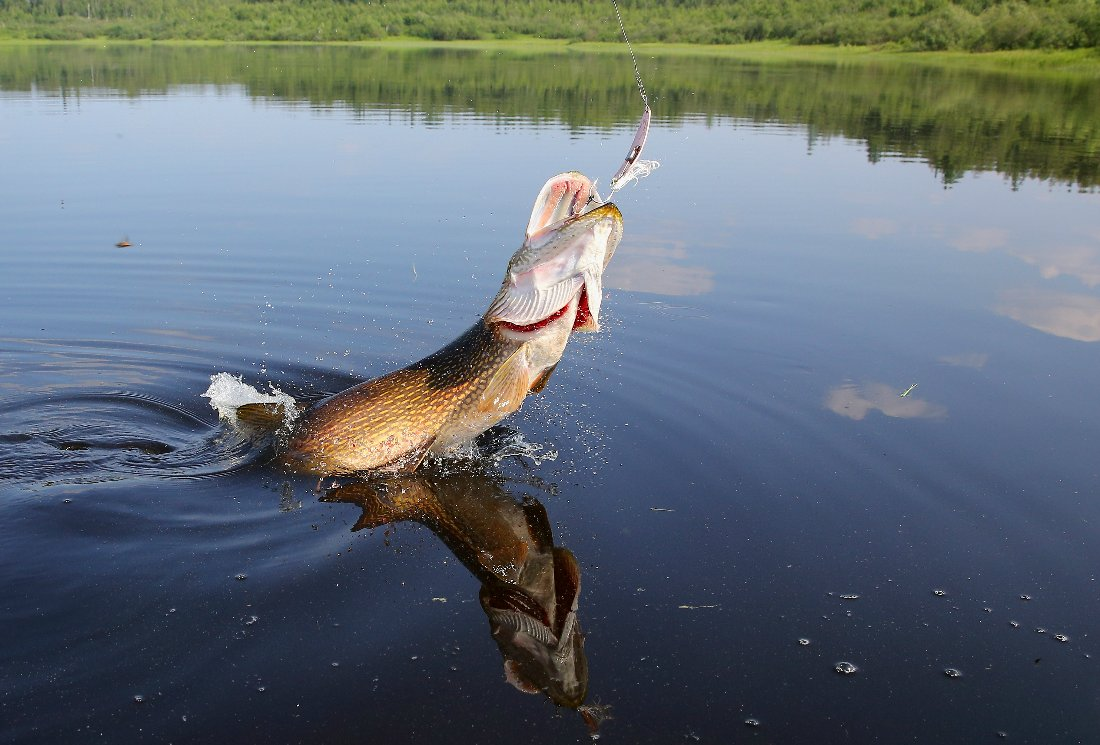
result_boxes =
[2,44,1100,744]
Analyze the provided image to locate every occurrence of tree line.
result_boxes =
[1,0,1099,50]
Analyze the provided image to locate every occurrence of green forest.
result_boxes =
[0,0,1099,51]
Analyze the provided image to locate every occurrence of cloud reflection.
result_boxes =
[938,352,989,369]
[995,289,1100,342]
[825,382,947,421]
[950,228,1009,253]
[850,217,898,240]
[604,237,714,297]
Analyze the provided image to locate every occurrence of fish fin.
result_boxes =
[235,402,289,430]
[553,547,582,611]
[521,499,555,551]
[320,476,437,530]
[393,436,436,473]
[480,349,533,414]
[528,363,559,394]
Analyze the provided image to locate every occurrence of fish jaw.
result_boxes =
[487,175,623,337]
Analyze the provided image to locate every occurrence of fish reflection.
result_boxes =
[320,467,604,727]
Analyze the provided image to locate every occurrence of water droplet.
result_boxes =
[932,589,947,596]
[1055,634,1069,643]
[798,638,811,646]
[943,668,963,679]
[835,661,859,675]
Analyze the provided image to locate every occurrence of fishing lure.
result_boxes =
[606,0,659,197]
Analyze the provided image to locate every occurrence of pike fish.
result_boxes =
[247,172,622,476]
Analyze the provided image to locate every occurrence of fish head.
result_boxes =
[481,546,588,708]
[486,172,623,339]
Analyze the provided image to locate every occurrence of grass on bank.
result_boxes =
[2,36,1097,77]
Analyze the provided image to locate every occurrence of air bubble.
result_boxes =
[797,638,811,646]
[744,718,760,727]
[1055,634,1069,643]
[132,695,145,704]
[235,573,248,581]
[932,589,946,596]
[943,668,963,679]
[835,661,859,675]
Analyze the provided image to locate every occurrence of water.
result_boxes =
[2,44,1099,744]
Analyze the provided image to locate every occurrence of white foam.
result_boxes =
[201,372,299,430]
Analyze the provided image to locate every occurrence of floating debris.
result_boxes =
[432,597,448,603]
[899,383,918,398]
[1055,634,1070,643]
[678,604,719,610]
[650,507,675,512]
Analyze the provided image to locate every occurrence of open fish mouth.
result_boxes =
[486,172,623,335]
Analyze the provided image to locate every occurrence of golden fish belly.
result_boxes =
[278,321,538,475]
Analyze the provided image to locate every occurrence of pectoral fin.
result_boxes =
[474,348,533,419]
[528,363,558,394]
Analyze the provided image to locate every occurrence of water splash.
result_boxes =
[202,372,298,430]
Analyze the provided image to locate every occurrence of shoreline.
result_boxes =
[0,37,1098,74]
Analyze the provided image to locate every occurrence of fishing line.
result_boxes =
[607,0,659,197]
[611,0,649,109]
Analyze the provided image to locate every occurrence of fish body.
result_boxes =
[275,174,622,476]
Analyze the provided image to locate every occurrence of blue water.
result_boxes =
[2,47,1100,744]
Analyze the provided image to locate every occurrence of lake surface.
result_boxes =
[2,44,1099,744]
